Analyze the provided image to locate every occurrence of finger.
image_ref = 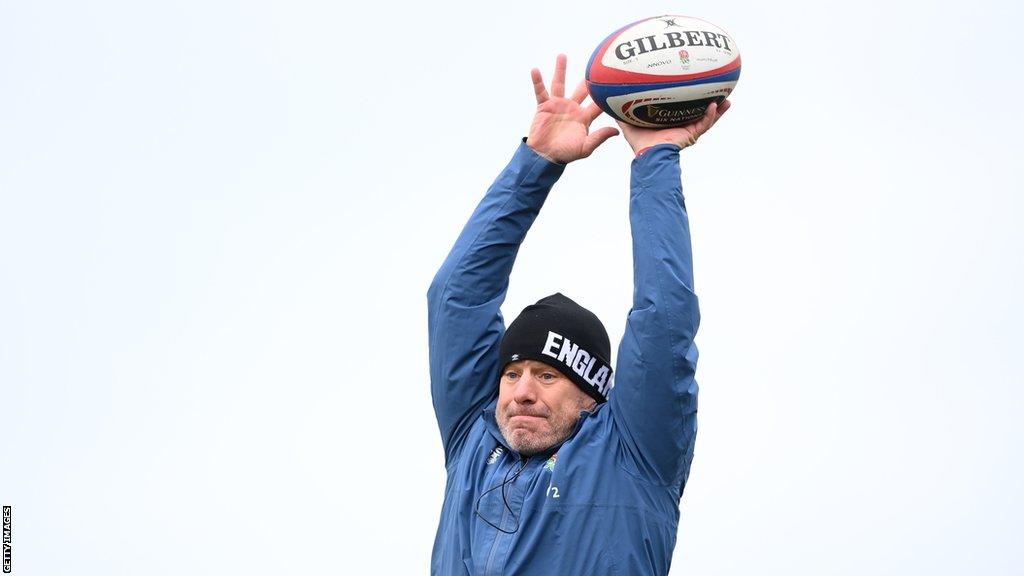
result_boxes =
[551,54,567,98]
[582,126,620,157]
[532,68,549,104]
[570,78,589,104]
[692,102,718,136]
[714,99,731,126]
[583,101,604,125]
[717,99,732,117]
[708,99,731,127]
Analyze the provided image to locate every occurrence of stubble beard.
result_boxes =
[497,399,588,456]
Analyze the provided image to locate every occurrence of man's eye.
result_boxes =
[541,373,556,381]
[505,372,519,380]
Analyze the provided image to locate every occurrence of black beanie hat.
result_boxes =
[499,293,613,403]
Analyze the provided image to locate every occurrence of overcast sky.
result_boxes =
[2,0,1022,574]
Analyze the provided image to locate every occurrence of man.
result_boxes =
[427,54,730,575]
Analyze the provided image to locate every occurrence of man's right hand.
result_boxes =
[526,54,620,165]
[617,100,732,156]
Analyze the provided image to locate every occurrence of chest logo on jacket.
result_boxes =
[486,446,504,465]
[545,453,561,498]
[544,453,558,472]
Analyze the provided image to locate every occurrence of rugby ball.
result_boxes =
[586,16,741,128]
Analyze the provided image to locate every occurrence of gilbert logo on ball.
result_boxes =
[586,16,741,128]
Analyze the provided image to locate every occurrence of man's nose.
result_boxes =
[513,373,539,403]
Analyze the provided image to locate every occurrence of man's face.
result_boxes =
[496,359,596,456]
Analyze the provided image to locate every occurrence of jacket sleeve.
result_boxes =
[610,143,701,488]
[427,141,565,466]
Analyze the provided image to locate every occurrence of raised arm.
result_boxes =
[609,101,731,487]
[427,55,620,465]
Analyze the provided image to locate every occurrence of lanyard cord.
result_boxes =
[474,456,532,534]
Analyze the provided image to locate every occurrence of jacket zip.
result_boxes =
[482,458,514,576]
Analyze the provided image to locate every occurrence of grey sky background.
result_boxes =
[2,0,1022,574]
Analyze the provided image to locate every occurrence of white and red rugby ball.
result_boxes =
[587,15,741,128]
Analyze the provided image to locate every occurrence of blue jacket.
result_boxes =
[427,141,700,575]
